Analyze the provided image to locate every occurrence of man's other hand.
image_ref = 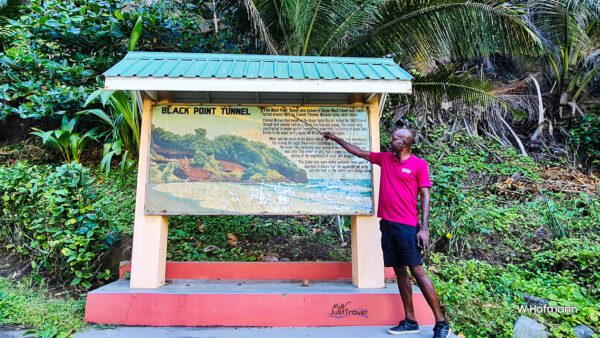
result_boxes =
[416,229,430,249]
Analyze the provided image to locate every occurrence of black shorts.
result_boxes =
[380,219,423,267]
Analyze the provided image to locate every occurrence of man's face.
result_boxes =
[390,129,413,153]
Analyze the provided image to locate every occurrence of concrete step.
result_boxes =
[76,325,459,338]
[86,279,435,327]
[119,261,396,280]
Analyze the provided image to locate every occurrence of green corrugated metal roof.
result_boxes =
[104,52,413,81]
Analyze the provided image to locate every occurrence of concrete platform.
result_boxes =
[76,325,458,338]
[86,279,435,327]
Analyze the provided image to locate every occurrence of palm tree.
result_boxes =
[527,0,599,139]
[238,0,540,60]
[231,0,545,152]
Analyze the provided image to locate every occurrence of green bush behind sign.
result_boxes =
[0,162,118,290]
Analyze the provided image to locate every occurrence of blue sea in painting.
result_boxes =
[146,178,373,215]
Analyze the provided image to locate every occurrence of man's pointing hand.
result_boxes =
[323,132,338,141]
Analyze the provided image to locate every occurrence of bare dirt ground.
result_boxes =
[0,249,31,281]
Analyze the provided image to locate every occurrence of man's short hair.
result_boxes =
[392,127,414,135]
[391,128,415,143]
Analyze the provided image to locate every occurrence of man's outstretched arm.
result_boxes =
[323,132,370,161]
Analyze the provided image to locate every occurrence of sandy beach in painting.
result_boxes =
[146,179,373,215]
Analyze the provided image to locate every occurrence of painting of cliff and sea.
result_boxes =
[146,105,374,215]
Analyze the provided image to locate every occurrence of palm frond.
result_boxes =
[316,0,382,55]
[302,0,322,55]
[574,48,600,99]
[236,0,383,56]
[343,0,542,69]
[242,0,281,54]
[529,0,592,53]
[583,47,600,73]
[278,0,316,55]
[586,18,600,50]
[309,0,383,56]
[413,65,517,114]
[529,0,599,97]
[563,0,600,16]
[409,65,532,154]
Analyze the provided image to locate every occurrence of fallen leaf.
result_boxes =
[227,233,238,246]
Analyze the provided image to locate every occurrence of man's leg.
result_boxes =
[393,265,416,321]
[409,265,445,322]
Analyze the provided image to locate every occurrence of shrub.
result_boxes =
[430,254,600,337]
[571,113,600,167]
[0,0,121,120]
[167,215,349,262]
[93,170,136,234]
[527,237,600,297]
[0,162,118,290]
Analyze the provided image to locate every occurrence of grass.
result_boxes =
[0,277,86,337]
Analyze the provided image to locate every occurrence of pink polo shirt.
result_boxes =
[369,152,432,227]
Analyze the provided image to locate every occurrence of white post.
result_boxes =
[130,94,169,288]
[351,94,385,288]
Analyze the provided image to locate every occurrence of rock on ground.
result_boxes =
[513,316,549,338]
[574,324,595,338]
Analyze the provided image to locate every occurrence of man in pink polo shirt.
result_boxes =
[324,128,450,338]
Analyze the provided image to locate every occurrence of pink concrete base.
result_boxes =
[95,262,411,327]
[85,288,434,327]
[119,261,397,280]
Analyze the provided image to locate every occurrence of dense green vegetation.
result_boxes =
[0,0,241,120]
[167,215,349,262]
[0,163,118,290]
[431,253,599,337]
[409,130,599,336]
[2,128,597,337]
[0,0,598,337]
[230,0,599,162]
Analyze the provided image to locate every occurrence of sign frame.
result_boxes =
[144,103,376,216]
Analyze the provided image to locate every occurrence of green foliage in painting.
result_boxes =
[151,127,308,183]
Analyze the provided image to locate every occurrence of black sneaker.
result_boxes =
[387,319,420,335]
[433,321,451,338]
